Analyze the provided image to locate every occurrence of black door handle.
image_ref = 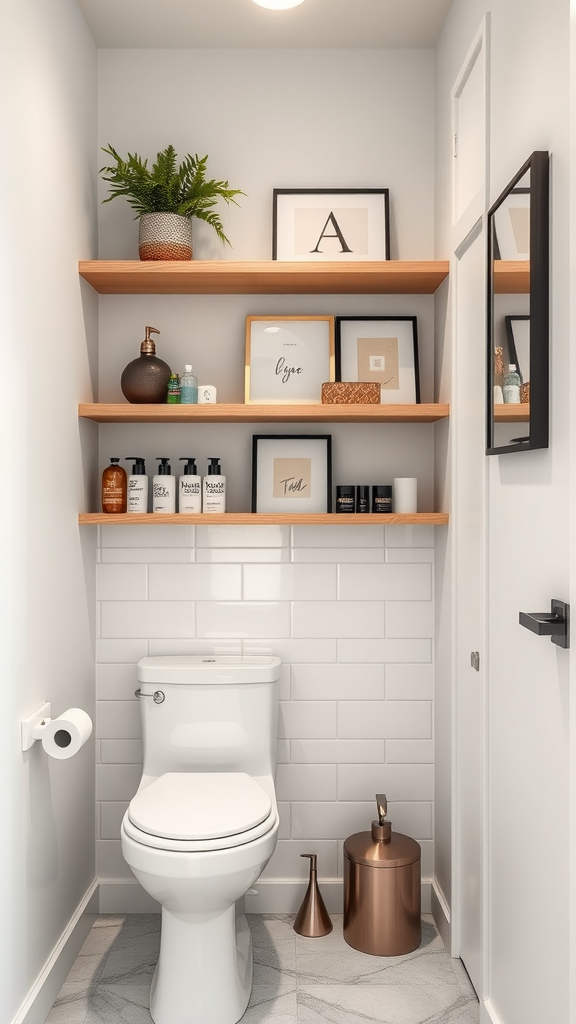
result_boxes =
[519,599,569,649]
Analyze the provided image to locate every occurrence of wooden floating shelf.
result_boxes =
[79,402,449,424]
[79,512,449,526]
[78,259,450,296]
[493,261,529,293]
[494,405,530,421]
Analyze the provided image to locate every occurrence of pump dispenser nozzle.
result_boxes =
[179,458,197,475]
[141,326,160,355]
[207,457,221,475]
[156,458,171,474]
[126,457,146,474]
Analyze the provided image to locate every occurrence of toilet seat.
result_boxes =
[124,772,277,853]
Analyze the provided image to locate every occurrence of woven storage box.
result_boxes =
[321,382,380,405]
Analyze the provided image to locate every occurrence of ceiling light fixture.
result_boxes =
[252,0,306,9]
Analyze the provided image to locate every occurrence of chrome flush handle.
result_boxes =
[134,689,165,704]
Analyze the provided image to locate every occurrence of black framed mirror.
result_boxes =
[486,151,549,454]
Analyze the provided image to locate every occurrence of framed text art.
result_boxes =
[252,434,332,513]
[335,316,420,404]
[246,315,335,404]
[272,189,390,262]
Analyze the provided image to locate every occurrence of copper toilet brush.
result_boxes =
[293,853,333,937]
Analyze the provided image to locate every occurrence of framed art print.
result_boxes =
[246,315,335,404]
[272,189,390,262]
[335,316,420,404]
[252,434,332,513]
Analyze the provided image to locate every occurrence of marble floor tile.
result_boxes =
[45,912,479,1024]
[297,984,476,1024]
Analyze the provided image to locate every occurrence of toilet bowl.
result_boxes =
[121,656,281,1024]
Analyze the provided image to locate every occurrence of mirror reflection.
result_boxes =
[486,153,548,455]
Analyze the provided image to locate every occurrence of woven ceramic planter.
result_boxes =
[138,212,193,261]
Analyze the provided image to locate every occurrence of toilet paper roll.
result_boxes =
[393,477,418,514]
[41,708,93,760]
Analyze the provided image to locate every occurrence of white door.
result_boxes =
[450,21,489,997]
[452,222,486,996]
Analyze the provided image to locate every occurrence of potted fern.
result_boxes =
[100,144,244,260]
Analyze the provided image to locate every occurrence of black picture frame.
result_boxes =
[251,434,332,513]
[335,315,420,404]
[272,188,390,261]
[486,151,549,455]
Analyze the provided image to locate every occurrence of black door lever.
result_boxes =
[519,599,569,649]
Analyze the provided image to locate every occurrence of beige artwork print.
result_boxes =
[357,336,400,390]
[273,457,311,498]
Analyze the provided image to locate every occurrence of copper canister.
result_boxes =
[343,794,421,956]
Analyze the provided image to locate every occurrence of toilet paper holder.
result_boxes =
[21,703,52,751]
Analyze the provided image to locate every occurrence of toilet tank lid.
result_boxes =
[137,655,281,684]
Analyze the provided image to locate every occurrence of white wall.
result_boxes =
[435,1,571,1021]
[0,0,98,1019]
[95,47,442,908]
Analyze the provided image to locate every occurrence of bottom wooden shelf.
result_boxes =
[79,512,448,526]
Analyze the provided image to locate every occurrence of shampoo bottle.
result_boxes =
[126,457,148,513]
[152,458,176,513]
[102,458,127,514]
[179,457,202,513]
[203,457,226,513]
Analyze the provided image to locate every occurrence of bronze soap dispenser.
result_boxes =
[293,854,333,937]
[121,326,172,403]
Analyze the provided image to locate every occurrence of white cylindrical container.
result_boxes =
[153,458,176,513]
[179,458,202,513]
[41,708,93,759]
[393,477,418,513]
[126,457,149,513]
[197,385,217,404]
[203,457,226,513]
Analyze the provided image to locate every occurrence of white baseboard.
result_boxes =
[431,879,451,952]
[483,999,503,1024]
[98,878,432,915]
[11,881,98,1024]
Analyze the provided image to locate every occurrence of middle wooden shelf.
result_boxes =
[79,402,450,424]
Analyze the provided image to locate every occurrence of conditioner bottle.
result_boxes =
[203,457,226,513]
[102,458,127,514]
[126,457,148,513]
[179,457,202,513]
[152,458,176,514]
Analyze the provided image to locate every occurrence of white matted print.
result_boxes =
[335,316,420,404]
[252,435,332,513]
[246,316,335,404]
[273,189,390,261]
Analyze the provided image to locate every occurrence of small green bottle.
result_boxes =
[167,373,181,404]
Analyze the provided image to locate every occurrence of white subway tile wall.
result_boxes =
[95,524,435,883]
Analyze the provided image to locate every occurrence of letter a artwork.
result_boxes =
[310,212,352,254]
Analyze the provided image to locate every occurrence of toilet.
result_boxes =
[121,655,281,1024]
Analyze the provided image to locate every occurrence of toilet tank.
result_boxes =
[136,656,281,779]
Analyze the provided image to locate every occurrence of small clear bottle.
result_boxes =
[180,365,198,404]
[503,363,521,404]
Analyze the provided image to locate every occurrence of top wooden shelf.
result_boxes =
[78,260,450,295]
[79,402,449,424]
